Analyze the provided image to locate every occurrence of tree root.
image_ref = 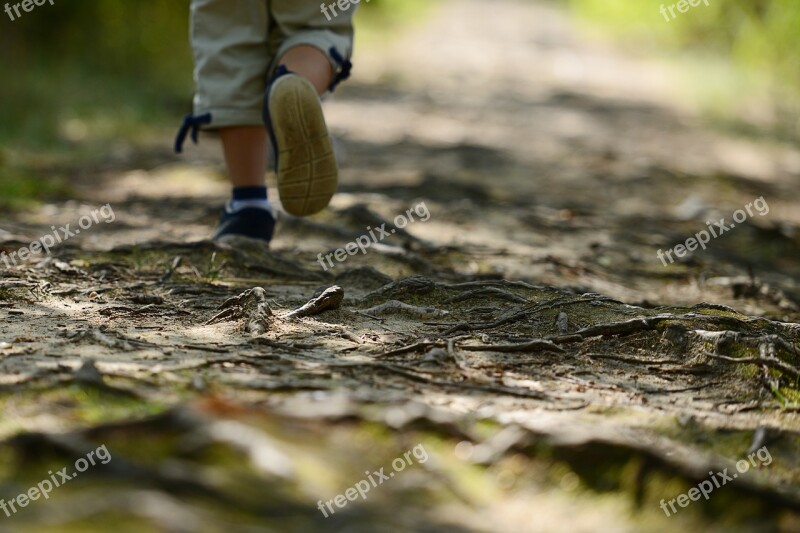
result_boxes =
[445,296,590,334]
[360,300,449,319]
[374,340,441,358]
[363,276,437,303]
[573,315,670,338]
[581,353,679,366]
[442,280,544,291]
[204,286,345,334]
[284,285,344,319]
[444,287,529,305]
[704,352,800,380]
[364,361,550,400]
[459,340,565,354]
[692,330,800,363]
[204,287,273,335]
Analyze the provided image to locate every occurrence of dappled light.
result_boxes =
[1,0,800,531]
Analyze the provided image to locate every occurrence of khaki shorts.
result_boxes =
[190,0,355,129]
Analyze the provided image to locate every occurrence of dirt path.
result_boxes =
[1,1,799,531]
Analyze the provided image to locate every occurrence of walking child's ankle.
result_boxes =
[229,186,271,213]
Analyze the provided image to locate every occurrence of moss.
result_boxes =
[20,513,160,533]
[777,387,800,405]
[0,384,169,438]
[0,157,72,210]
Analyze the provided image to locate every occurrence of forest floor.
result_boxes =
[1,0,800,531]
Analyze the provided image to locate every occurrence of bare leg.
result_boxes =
[278,45,334,96]
[219,46,332,188]
[218,126,268,188]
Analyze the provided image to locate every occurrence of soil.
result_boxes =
[1,1,799,532]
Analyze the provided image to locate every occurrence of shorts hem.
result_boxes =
[272,31,353,80]
[194,108,264,129]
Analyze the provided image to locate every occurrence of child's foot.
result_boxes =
[213,206,276,243]
[265,69,338,217]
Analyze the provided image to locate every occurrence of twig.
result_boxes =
[375,340,439,358]
[340,330,363,344]
[444,296,590,333]
[442,280,542,291]
[582,353,679,365]
[361,300,449,319]
[178,344,233,354]
[573,315,670,338]
[363,276,436,302]
[459,340,565,354]
[445,287,528,305]
[704,352,800,380]
[367,362,548,400]
[158,255,182,284]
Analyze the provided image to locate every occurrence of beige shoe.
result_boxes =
[265,72,338,217]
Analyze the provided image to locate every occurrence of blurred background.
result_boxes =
[1,0,798,209]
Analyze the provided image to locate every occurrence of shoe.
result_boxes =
[213,206,276,243]
[264,68,338,217]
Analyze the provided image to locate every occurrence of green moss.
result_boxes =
[0,384,169,437]
[15,512,160,533]
[657,417,762,461]
[777,387,800,405]
[0,160,72,210]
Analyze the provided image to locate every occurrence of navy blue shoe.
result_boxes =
[213,206,276,243]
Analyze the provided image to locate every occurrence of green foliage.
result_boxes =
[0,0,423,206]
[0,154,70,209]
[0,1,193,150]
[355,0,435,42]
[566,0,800,134]
[0,0,428,148]
[567,0,800,75]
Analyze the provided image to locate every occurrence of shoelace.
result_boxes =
[173,112,212,153]
[328,47,352,92]
[175,48,351,153]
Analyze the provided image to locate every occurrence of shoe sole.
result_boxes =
[269,75,338,217]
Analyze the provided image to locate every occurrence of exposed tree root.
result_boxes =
[444,287,529,304]
[284,285,344,319]
[361,300,449,319]
[374,340,441,358]
[580,353,679,365]
[704,352,800,380]
[363,276,437,303]
[459,340,565,354]
[204,287,273,335]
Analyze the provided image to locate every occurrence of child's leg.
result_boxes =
[268,0,355,93]
[182,0,355,238]
[185,0,276,239]
[219,46,332,194]
[263,0,356,216]
[220,127,268,188]
[277,45,333,95]
[189,0,269,133]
